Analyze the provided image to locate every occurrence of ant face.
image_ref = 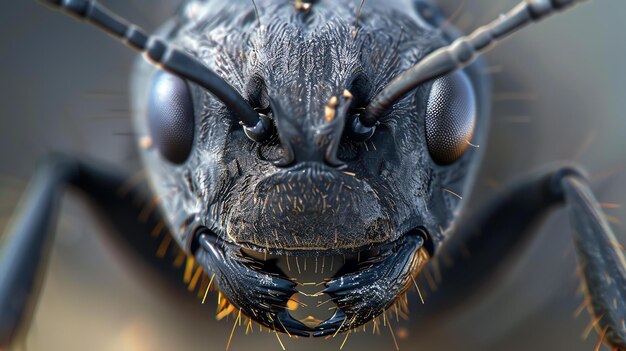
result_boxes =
[133,0,487,333]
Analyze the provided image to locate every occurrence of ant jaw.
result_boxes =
[194,227,429,337]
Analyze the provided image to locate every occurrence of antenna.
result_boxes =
[359,0,589,131]
[41,0,266,133]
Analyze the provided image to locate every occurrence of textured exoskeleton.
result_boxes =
[1,0,624,349]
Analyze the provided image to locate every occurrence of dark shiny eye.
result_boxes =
[425,71,476,165]
[147,70,195,164]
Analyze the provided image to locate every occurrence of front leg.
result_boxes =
[423,166,626,349]
[0,154,181,348]
[0,156,75,347]
[562,176,626,348]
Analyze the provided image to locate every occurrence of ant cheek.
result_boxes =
[147,70,195,164]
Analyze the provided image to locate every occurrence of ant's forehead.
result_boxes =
[176,0,443,103]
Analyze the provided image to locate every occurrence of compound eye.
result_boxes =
[425,71,476,165]
[147,70,195,164]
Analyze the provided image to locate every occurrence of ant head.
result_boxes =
[129,1,489,255]
[51,0,584,335]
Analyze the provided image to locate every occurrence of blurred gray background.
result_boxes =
[1,0,625,350]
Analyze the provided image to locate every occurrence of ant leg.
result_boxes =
[421,165,626,348]
[560,175,626,348]
[0,154,179,348]
[421,165,568,311]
